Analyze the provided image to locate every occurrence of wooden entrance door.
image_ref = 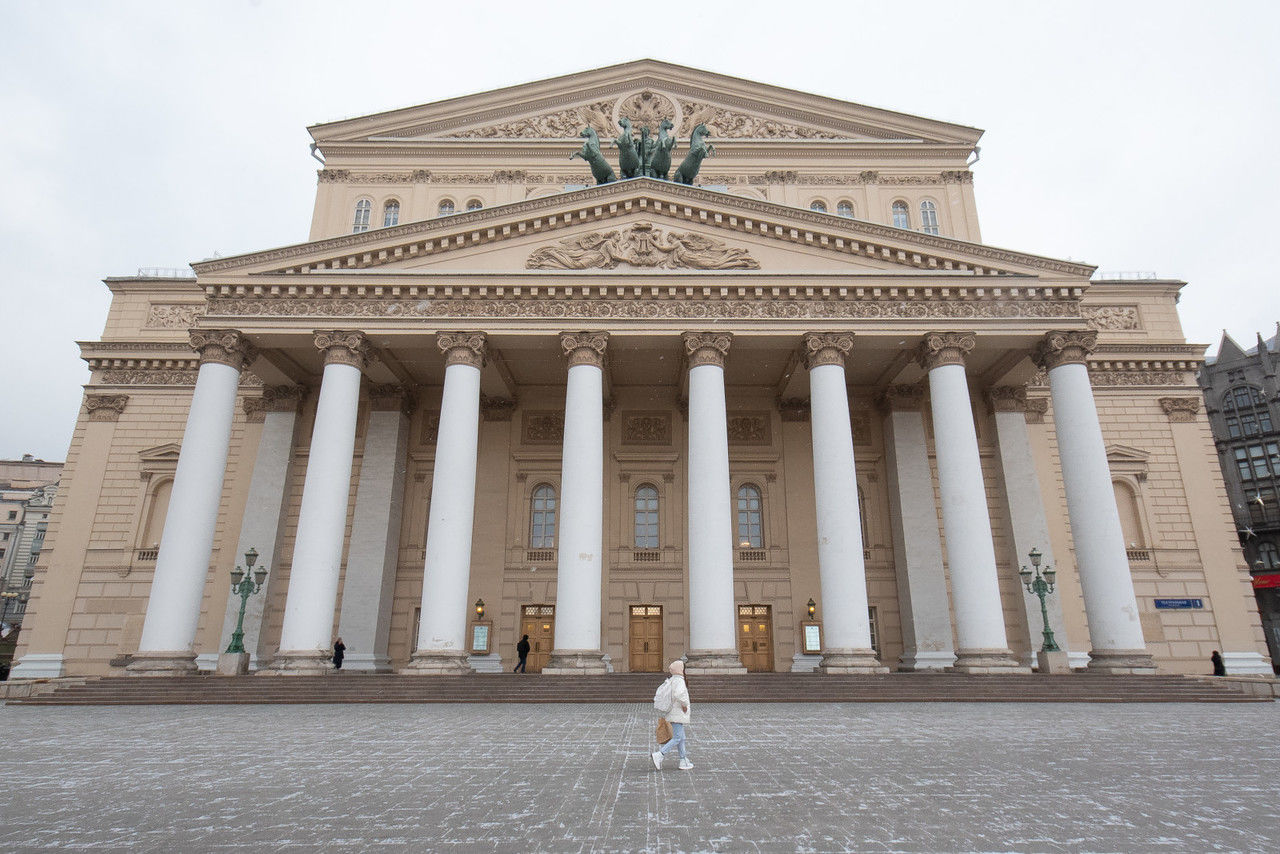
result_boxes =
[519,604,555,673]
[737,604,774,672]
[628,605,663,672]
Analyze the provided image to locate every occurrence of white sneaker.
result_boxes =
[651,751,663,770]
[678,759,693,770]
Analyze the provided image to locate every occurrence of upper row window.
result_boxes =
[1224,385,1273,438]
[891,200,939,233]
[352,199,399,233]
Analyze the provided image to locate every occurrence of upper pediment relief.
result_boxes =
[312,60,982,148]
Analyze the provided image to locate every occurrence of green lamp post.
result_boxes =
[1018,547,1060,653]
[224,548,268,655]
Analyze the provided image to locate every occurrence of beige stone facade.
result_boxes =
[12,61,1270,679]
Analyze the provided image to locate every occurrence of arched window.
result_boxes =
[382,200,400,228]
[920,200,939,235]
[1259,541,1280,569]
[352,199,372,233]
[466,199,483,211]
[1113,481,1146,549]
[810,200,827,213]
[437,199,455,217]
[634,485,659,549]
[530,484,557,548]
[891,200,909,229]
[836,201,854,218]
[736,484,763,548]
[1223,385,1273,438]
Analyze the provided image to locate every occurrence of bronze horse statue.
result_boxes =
[570,127,616,185]
[615,117,640,179]
[673,123,714,185]
[650,118,676,180]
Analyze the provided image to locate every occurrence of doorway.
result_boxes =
[737,603,774,672]
[628,605,663,672]
[519,604,555,673]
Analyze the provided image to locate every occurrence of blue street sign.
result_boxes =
[1153,598,1203,609]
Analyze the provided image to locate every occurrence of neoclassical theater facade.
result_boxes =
[13,61,1271,679]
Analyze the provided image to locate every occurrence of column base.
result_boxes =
[340,652,393,673]
[1086,649,1156,675]
[1221,651,1275,676]
[542,650,609,675]
[897,650,957,671]
[684,649,747,675]
[952,648,1031,674]
[399,650,473,675]
[259,649,334,676]
[216,652,250,676]
[8,653,66,679]
[819,648,890,674]
[124,650,199,677]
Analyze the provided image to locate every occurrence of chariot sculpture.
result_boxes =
[568,113,713,186]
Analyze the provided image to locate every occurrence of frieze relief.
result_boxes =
[523,411,565,445]
[1082,305,1141,331]
[622,411,672,445]
[526,222,760,270]
[727,412,771,445]
[145,304,206,329]
[447,101,617,139]
[94,368,264,387]
[210,297,1082,322]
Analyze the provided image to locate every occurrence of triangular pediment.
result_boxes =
[192,179,1093,281]
[309,60,982,147]
[138,443,182,465]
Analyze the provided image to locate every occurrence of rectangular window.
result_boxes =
[1262,411,1274,432]
[1226,417,1242,438]
[1241,414,1258,435]
[868,606,880,655]
[1237,448,1253,480]
[6,511,15,520]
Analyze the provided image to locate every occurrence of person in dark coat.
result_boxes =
[333,637,346,671]
[514,634,531,673]
[1211,649,1226,676]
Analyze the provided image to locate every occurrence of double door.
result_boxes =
[737,603,774,672]
[519,604,555,673]
[628,605,663,672]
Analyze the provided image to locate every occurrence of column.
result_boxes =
[336,385,413,672]
[544,333,609,674]
[917,332,1025,673]
[216,386,306,669]
[683,332,746,674]
[880,384,956,670]
[404,333,486,674]
[987,385,1073,670]
[804,333,886,673]
[266,331,371,674]
[1035,331,1154,673]
[129,330,256,675]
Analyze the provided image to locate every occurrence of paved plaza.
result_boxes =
[1,701,1277,852]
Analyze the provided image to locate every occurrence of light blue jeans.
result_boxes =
[659,722,687,759]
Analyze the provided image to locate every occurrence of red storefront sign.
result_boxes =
[1252,573,1280,589]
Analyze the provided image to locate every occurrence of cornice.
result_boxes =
[192,179,1093,279]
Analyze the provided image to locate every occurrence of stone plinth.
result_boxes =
[400,650,472,675]
[259,650,333,676]
[684,650,747,675]
[1086,650,1157,675]
[952,649,1031,674]
[819,649,891,674]
[1035,650,1072,674]
[124,651,198,677]
[217,652,250,676]
[542,651,609,675]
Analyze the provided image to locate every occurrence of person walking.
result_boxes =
[1211,649,1226,676]
[651,659,693,771]
[332,637,346,671]
[514,634,531,673]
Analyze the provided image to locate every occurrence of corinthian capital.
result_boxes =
[915,332,976,370]
[985,385,1028,413]
[683,332,733,368]
[85,393,129,422]
[560,332,609,369]
[437,332,488,368]
[803,332,854,370]
[189,329,256,371]
[314,330,374,370]
[1033,330,1097,370]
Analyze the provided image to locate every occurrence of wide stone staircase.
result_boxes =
[7,671,1269,705]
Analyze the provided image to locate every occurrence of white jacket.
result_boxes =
[664,674,691,724]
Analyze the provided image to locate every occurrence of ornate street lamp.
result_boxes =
[474,598,485,620]
[1018,547,1060,653]
[807,598,817,620]
[224,548,268,655]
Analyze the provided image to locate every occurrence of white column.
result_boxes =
[881,384,956,670]
[404,333,486,674]
[918,332,1025,673]
[268,331,370,674]
[804,333,886,673]
[336,385,412,672]
[216,386,305,669]
[683,332,746,674]
[545,333,609,674]
[129,330,255,675]
[1036,331,1154,673]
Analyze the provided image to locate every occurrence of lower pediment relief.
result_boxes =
[525,222,760,270]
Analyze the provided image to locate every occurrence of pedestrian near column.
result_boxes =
[652,660,693,771]
[1211,650,1226,676]
[514,634,530,673]
[332,637,346,671]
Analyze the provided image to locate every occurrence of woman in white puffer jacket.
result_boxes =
[651,660,693,770]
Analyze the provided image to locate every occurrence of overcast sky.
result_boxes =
[2,0,1278,462]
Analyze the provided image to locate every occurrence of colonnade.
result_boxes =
[127,327,1154,677]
